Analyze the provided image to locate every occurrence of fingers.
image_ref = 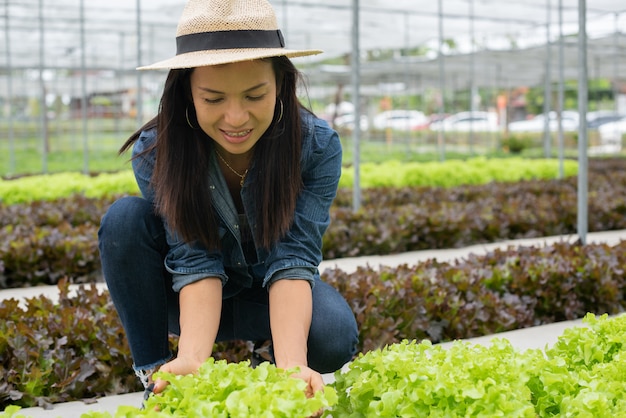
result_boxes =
[304,374,324,398]
[152,378,170,394]
[150,363,171,394]
[306,376,325,418]
[309,372,324,395]
[291,367,325,398]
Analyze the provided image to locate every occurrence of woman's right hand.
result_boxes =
[152,355,206,393]
[152,278,223,394]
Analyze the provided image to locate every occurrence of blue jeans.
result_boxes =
[98,196,358,374]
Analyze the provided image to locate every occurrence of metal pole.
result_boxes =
[80,0,89,174]
[577,0,588,244]
[117,31,126,136]
[282,0,288,42]
[437,0,446,161]
[136,0,143,127]
[149,25,155,68]
[38,0,48,173]
[542,0,552,158]
[614,13,620,113]
[469,0,475,154]
[594,57,600,111]
[557,0,564,178]
[351,0,361,212]
[496,63,502,151]
[4,0,15,174]
[404,12,410,150]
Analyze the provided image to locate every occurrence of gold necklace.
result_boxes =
[215,149,249,187]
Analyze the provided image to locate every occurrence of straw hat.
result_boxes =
[138,0,322,70]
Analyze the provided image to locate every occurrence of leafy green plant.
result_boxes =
[0,406,26,418]
[537,313,626,415]
[329,313,626,417]
[0,157,578,205]
[330,339,540,417]
[0,172,139,205]
[501,134,533,154]
[338,157,578,189]
[81,360,336,418]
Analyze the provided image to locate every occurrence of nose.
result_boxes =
[223,100,249,127]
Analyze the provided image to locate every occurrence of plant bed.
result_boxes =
[2,238,626,411]
[2,313,626,417]
[3,158,626,289]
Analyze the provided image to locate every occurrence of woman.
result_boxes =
[97,0,358,398]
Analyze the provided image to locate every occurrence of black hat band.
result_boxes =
[176,29,285,55]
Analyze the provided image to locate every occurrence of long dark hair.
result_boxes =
[120,56,304,250]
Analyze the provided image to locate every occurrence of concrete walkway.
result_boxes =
[5,229,626,417]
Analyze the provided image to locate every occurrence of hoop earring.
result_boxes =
[185,105,196,129]
[276,99,284,123]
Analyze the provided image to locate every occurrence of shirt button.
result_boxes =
[209,185,216,190]
[234,224,239,229]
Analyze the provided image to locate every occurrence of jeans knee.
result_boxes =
[309,308,359,373]
[307,281,359,372]
[98,196,163,259]
[100,196,152,237]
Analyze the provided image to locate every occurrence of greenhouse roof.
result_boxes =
[1,0,625,96]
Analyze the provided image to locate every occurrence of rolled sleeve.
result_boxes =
[263,116,342,288]
[164,230,228,292]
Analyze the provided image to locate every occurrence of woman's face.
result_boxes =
[189,60,277,157]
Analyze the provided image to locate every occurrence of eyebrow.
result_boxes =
[198,82,268,95]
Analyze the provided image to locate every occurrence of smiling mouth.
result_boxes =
[223,129,252,137]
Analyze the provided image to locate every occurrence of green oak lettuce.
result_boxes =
[328,313,626,417]
[81,359,337,418]
[329,339,540,417]
[0,157,577,205]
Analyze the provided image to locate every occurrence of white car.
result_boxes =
[333,113,369,132]
[508,111,579,132]
[372,110,429,131]
[598,117,626,146]
[429,111,499,132]
[587,111,626,130]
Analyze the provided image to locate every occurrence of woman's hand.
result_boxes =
[268,279,321,399]
[290,365,326,417]
[289,364,325,398]
[153,278,222,394]
[152,356,205,393]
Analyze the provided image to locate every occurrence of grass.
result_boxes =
[0,149,130,177]
[1,117,619,178]
[0,118,135,177]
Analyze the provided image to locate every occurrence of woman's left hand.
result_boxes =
[289,365,325,397]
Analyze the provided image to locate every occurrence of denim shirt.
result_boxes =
[131,110,342,293]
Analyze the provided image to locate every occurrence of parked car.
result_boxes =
[372,110,429,131]
[333,113,369,131]
[598,117,626,146]
[429,111,499,132]
[587,111,626,130]
[508,111,579,132]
